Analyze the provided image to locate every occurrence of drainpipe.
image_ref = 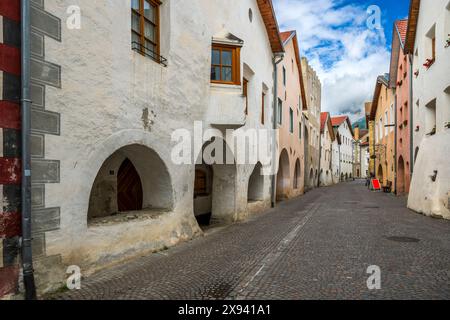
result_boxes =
[21,0,37,300]
[271,53,284,208]
[408,54,414,174]
[317,126,322,187]
[394,92,398,195]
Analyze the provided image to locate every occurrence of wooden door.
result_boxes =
[117,158,143,212]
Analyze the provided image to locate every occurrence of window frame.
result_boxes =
[261,91,266,125]
[289,108,294,133]
[131,0,161,56]
[243,78,248,115]
[277,98,283,125]
[211,44,241,85]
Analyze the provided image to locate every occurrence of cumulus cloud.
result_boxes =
[273,0,390,120]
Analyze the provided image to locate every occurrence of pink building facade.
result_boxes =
[390,19,411,195]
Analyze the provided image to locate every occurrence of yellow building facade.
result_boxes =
[369,75,396,191]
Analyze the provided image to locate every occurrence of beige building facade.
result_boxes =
[301,58,322,190]
[275,31,308,200]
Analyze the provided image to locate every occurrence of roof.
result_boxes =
[256,0,284,53]
[388,19,409,88]
[280,31,294,44]
[280,30,308,110]
[404,0,421,54]
[320,112,335,141]
[369,74,390,120]
[320,112,329,132]
[359,129,369,137]
[331,115,354,136]
[396,19,408,45]
[331,116,347,127]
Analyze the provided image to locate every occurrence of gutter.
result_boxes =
[21,0,37,300]
[271,53,284,208]
[394,91,398,194]
[408,53,414,174]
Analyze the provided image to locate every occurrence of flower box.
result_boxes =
[423,58,435,69]
[414,70,419,77]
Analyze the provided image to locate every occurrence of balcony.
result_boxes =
[206,84,247,128]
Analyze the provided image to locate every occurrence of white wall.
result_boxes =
[337,122,354,180]
[409,0,450,219]
[42,0,276,279]
[320,124,333,186]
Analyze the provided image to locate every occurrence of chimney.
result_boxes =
[355,126,360,140]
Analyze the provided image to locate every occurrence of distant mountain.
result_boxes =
[352,117,367,130]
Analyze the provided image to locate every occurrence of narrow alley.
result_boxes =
[56,181,450,300]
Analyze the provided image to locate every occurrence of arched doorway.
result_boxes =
[397,156,405,195]
[194,164,213,226]
[248,162,264,202]
[88,144,173,222]
[277,149,290,201]
[304,127,309,188]
[293,159,301,189]
[377,164,383,183]
[117,159,143,212]
[309,168,314,187]
[194,137,237,227]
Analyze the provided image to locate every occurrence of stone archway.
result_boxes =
[277,149,290,201]
[377,164,384,183]
[87,144,173,222]
[293,159,301,190]
[194,137,237,226]
[248,162,264,202]
[398,156,406,195]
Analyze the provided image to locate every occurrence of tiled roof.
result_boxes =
[395,19,408,46]
[320,112,329,132]
[331,116,348,127]
[280,31,295,44]
[256,0,284,53]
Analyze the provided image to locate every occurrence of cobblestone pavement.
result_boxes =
[57,181,450,300]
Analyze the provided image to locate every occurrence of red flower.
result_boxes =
[423,58,435,69]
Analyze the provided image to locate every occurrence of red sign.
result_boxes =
[371,179,381,190]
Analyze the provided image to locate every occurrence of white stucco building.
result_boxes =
[331,116,354,181]
[28,0,285,293]
[319,112,335,186]
[331,131,342,184]
[405,0,450,219]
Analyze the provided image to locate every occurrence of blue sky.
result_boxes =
[273,0,410,120]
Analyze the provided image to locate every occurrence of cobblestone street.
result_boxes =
[57,181,450,300]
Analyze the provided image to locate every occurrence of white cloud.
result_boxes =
[273,0,390,119]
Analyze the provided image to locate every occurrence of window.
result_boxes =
[131,0,160,57]
[261,92,265,125]
[289,108,294,133]
[298,122,302,140]
[390,104,394,132]
[243,78,248,115]
[425,25,436,66]
[283,66,286,86]
[277,98,283,125]
[211,45,241,85]
[384,111,388,136]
